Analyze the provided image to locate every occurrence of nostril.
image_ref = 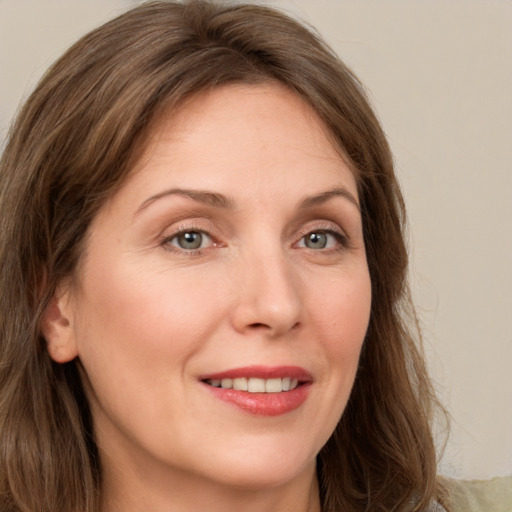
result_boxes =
[249,322,270,329]
[248,321,301,332]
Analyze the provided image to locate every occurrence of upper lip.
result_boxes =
[199,365,313,382]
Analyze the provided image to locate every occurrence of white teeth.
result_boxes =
[265,378,282,393]
[220,378,232,389]
[248,378,266,392]
[233,377,248,391]
[208,377,301,393]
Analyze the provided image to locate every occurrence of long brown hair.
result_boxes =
[0,1,448,511]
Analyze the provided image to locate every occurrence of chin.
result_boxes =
[188,435,319,492]
[209,457,316,492]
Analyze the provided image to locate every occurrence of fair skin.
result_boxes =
[43,83,372,512]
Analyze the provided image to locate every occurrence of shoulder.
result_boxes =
[445,475,512,512]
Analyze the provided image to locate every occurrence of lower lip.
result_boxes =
[202,382,311,416]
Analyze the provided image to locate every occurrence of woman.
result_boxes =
[0,1,448,511]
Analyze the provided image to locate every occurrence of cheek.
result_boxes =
[71,262,227,442]
[289,267,371,456]
[310,268,371,401]
[314,268,372,351]
[76,259,221,353]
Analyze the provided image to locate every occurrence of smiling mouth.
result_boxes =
[200,367,312,415]
[203,377,300,393]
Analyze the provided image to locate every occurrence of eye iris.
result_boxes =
[178,232,203,250]
[306,232,328,249]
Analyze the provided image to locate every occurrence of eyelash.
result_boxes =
[160,223,349,255]
[161,225,216,255]
[294,225,349,252]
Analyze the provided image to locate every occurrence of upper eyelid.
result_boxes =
[294,220,347,238]
[161,218,217,236]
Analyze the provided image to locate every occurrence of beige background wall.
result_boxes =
[1,0,511,480]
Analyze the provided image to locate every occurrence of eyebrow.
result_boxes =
[135,185,359,216]
[136,188,236,215]
[298,187,360,211]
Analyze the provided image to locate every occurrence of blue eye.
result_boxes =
[167,231,212,251]
[298,231,341,250]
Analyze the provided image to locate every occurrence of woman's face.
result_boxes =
[49,83,371,494]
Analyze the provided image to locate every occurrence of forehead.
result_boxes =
[95,82,359,225]
[129,82,355,190]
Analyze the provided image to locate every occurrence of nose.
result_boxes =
[230,250,302,338]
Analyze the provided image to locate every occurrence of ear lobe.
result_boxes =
[40,289,79,363]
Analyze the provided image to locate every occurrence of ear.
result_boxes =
[40,285,79,363]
